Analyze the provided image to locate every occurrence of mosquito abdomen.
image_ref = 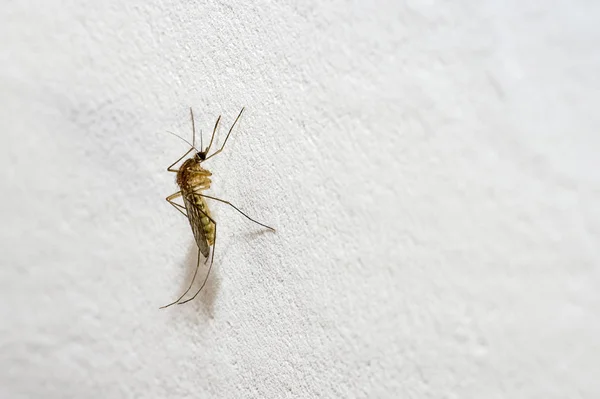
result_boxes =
[193,194,215,245]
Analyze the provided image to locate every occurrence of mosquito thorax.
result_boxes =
[196,152,206,161]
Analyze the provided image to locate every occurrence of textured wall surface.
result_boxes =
[1,1,599,398]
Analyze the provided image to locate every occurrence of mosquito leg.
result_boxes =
[161,193,215,308]
[195,192,275,231]
[205,107,244,161]
[159,247,202,309]
[167,147,194,172]
[178,210,217,305]
[204,114,221,155]
[166,191,187,218]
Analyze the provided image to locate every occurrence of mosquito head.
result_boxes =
[195,150,207,162]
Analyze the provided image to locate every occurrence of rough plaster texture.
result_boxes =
[1,1,600,398]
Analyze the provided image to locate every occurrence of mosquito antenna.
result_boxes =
[190,107,196,148]
[190,107,204,151]
[166,130,201,153]
[199,115,203,150]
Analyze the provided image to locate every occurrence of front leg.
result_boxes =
[167,147,195,172]
[166,191,187,218]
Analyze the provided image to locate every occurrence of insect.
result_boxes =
[160,107,275,309]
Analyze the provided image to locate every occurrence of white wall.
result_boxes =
[2,1,599,398]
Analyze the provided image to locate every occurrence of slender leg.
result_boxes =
[178,210,217,305]
[167,147,194,172]
[160,190,198,309]
[204,114,221,155]
[194,192,275,231]
[159,247,202,309]
[166,191,187,218]
[205,107,244,161]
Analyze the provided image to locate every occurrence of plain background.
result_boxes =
[1,1,599,398]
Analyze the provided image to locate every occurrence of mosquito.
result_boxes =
[160,107,275,309]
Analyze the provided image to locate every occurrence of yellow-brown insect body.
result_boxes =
[176,158,212,191]
[177,157,216,247]
[192,194,215,245]
[161,107,276,309]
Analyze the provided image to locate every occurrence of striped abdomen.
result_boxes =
[191,194,215,246]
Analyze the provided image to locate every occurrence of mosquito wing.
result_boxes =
[182,192,210,258]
